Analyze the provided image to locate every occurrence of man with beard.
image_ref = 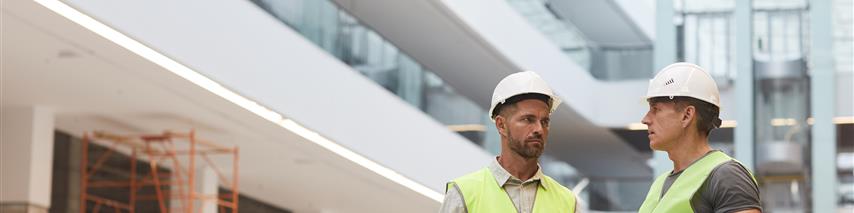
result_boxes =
[440,71,579,213]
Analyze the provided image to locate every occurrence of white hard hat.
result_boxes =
[646,62,721,108]
[489,71,561,121]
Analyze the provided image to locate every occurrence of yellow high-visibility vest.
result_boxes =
[638,151,757,213]
[448,168,576,213]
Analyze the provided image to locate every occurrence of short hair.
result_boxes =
[648,96,721,136]
[491,93,552,119]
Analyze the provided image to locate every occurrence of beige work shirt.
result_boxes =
[439,158,582,213]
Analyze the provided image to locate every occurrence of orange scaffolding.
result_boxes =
[81,130,239,213]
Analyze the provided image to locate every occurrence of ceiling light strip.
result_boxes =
[34,0,442,202]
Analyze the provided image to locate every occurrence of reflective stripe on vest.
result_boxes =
[638,151,757,213]
[448,168,576,213]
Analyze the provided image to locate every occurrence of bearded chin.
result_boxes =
[510,138,543,159]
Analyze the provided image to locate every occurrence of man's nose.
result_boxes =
[641,112,652,126]
[532,121,544,135]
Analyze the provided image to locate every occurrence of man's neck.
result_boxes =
[497,152,539,181]
[666,133,712,173]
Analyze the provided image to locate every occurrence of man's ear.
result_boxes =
[495,115,508,137]
[681,105,696,128]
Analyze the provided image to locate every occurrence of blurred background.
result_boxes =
[1,0,851,212]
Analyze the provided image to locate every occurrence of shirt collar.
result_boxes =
[489,156,547,190]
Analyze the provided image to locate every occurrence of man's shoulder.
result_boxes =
[698,160,762,212]
[709,160,755,183]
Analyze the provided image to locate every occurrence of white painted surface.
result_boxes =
[0,106,55,208]
[2,0,492,211]
[61,0,491,195]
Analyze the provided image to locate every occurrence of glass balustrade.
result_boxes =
[250,0,491,145]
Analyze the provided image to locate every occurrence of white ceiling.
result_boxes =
[1,1,437,212]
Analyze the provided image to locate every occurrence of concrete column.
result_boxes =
[734,0,755,172]
[809,0,838,212]
[1,106,55,213]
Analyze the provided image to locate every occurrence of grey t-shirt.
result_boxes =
[660,151,762,213]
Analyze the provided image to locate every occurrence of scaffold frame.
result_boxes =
[80,130,239,213]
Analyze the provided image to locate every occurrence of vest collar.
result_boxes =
[669,150,721,176]
[489,157,546,190]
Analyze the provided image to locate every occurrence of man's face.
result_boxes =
[498,99,551,159]
[641,101,684,151]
